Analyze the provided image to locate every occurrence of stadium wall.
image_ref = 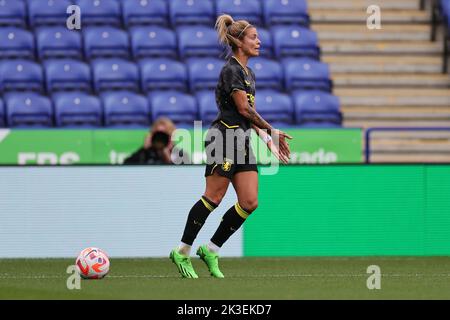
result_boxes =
[1,165,448,258]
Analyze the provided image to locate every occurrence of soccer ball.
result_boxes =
[75,247,110,279]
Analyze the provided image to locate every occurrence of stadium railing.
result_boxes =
[431,0,450,72]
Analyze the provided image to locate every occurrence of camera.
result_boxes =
[151,131,170,150]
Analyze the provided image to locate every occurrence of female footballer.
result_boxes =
[170,14,292,278]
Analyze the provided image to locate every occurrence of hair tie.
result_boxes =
[237,24,252,39]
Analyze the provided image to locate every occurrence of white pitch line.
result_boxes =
[1,274,450,280]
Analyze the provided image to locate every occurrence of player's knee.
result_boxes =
[240,199,258,213]
[204,193,225,206]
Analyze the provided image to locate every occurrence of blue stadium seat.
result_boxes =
[257,28,273,58]
[0,27,35,60]
[101,91,150,127]
[263,0,310,27]
[293,91,342,127]
[122,0,168,27]
[44,59,92,93]
[130,26,177,59]
[36,27,83,60]
[83,26,130,59]
[27,0,73,27]
[53,92,102,128]
[92,58,139,93]
[283,58,332,92]
[272,25,320,60]
[248,57,283,90]
[177,26,222,59]
[255,89,293,125]
[169,0,215,26]
[0,60,43,92]
[4,92,53,127]
[0,0,26,27]
[0,98,5,127]
[75,0,122,26]
[187,57,224,92]
[442,0,450,20]
[196,90,217,124]
[149,91,197,125]
[216,0,262,26]
[139,58,188,92]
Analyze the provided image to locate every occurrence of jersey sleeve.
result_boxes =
[222,65,246,95]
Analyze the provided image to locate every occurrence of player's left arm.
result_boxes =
[250,103,291,163]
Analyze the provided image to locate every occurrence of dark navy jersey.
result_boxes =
[213,56,256,131]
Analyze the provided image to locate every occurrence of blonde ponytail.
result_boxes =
[215,14,253,51]
[215,14,234,47]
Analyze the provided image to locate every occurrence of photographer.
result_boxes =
[124,117,189,165]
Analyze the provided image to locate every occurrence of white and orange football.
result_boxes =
[75,247,110,279]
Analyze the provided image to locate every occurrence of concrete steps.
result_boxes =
[324,55,442,73]
[308,0,422,11]
[313,24,431,41]
[365,128,450,163]
[335,88,450,107]
[321,41,442,55]
[309,1,449,162]
[344,119,450,128]
[332,73,450,88]
[310,9,430,24]
[369,154,450,162]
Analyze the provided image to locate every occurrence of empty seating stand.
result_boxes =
[0,0,341,128]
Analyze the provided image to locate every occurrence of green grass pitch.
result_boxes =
[1,257,450,299]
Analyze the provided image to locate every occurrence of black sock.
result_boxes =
[210,203,251,248]
[181,196,218,245]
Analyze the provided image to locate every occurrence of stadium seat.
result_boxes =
[0,0,26,27]
[248,57,283,90]
[0,98,5,127]
[83,26,130,59]
[215,0,262,26]
[263,0,310,27]
[177,26,222,59]
[257,28,273,58]
[130,26,177,59]
[169,0,215,26]
[91,58,139,93]
[0,60,43,92]
[139,58,188,92]
[75,0,122,26]
[27,0,73,27]
[293,91,342,127]
[283,58,332,92]
[196,90,217,124]
[187,57,224,92]
[36,27,83,60]
[4,92,53,127]
[122,0,169,27]
[53,92,102,128]
[272,25,320,60]
[255,89,293,125]
[44,59,92,93]
[149,91,198,125]
[101,91,150,127]
[0,27,35,60]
